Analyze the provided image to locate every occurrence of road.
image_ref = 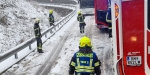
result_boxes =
[47,15,114,75]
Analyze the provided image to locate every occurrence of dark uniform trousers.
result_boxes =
[79,23,85,33]
[36,37,43,53]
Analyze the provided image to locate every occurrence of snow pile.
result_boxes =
[0,0,61,53]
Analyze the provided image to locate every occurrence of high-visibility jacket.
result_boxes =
[34,23,41,38]
[77,14,85,23]
[49,14,54,23]
[69,51,101,75]
[106,7,112,23]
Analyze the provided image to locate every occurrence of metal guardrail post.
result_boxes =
[63,20,65,23]
[63,19,65,23]
[50,29,53,33]
[45,33,47,38]
[54,27,56,31]
[0,4,77,73]
[62,21,64,24]
[60,22,62,26]
[29,44,32,50]
[15,53,18,59]
[57,24,60,28]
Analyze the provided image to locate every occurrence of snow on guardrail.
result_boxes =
[0,4,77,74]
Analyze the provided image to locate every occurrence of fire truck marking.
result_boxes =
[127,51,140,55]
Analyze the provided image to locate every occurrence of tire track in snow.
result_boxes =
[84,16,94,38]
[91,20,114,75]
[35,14,78,75]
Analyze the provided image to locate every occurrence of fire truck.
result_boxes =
[94,0,110,29]
[112,0,150,75]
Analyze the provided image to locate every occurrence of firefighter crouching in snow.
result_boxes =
[106,6,112,38]
[69,36,101,75]
[49,9,54,27]
[77,11,86,33]
[34,18,44,53]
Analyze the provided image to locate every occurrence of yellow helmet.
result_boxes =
[49,10,53,14]
[35,18,40,23]
[79,36,92,47]
[78,10,81,15]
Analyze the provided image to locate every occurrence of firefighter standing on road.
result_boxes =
[69,36,101,75]
[34,18,44,53]
[77,11,86,33]
[49,9,54,27]
[106,6,112,38]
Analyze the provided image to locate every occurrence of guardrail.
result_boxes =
[0,4,77,73]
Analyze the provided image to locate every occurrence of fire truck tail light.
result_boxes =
[130,36,137,42]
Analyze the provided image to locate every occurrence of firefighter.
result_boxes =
[49,9,54,27]
[106,6,112,38]
[34,18,44,53]
[77,11,86,33]
[69,36,101,75]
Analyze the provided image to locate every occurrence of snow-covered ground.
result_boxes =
[2,10,78,75]
[0,0,69,54]
[0,0,114,75]
[2,12,114,75]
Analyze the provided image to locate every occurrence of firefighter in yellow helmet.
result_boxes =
[49,9,54,27]
[34,18,43,53]
[69,36,101,75]
[77,11,86,33]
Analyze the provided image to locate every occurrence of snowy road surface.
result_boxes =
[2,12,114,75]
[48,15,114,75]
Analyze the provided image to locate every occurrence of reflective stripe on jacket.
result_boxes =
[106,7,112,23]
[77,14,85,23]
[49,14,54,23]
[70,52,100,75]
[34,23,41,38]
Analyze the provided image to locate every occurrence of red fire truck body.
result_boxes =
[112,0,150,75]
[94,0,108,29]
